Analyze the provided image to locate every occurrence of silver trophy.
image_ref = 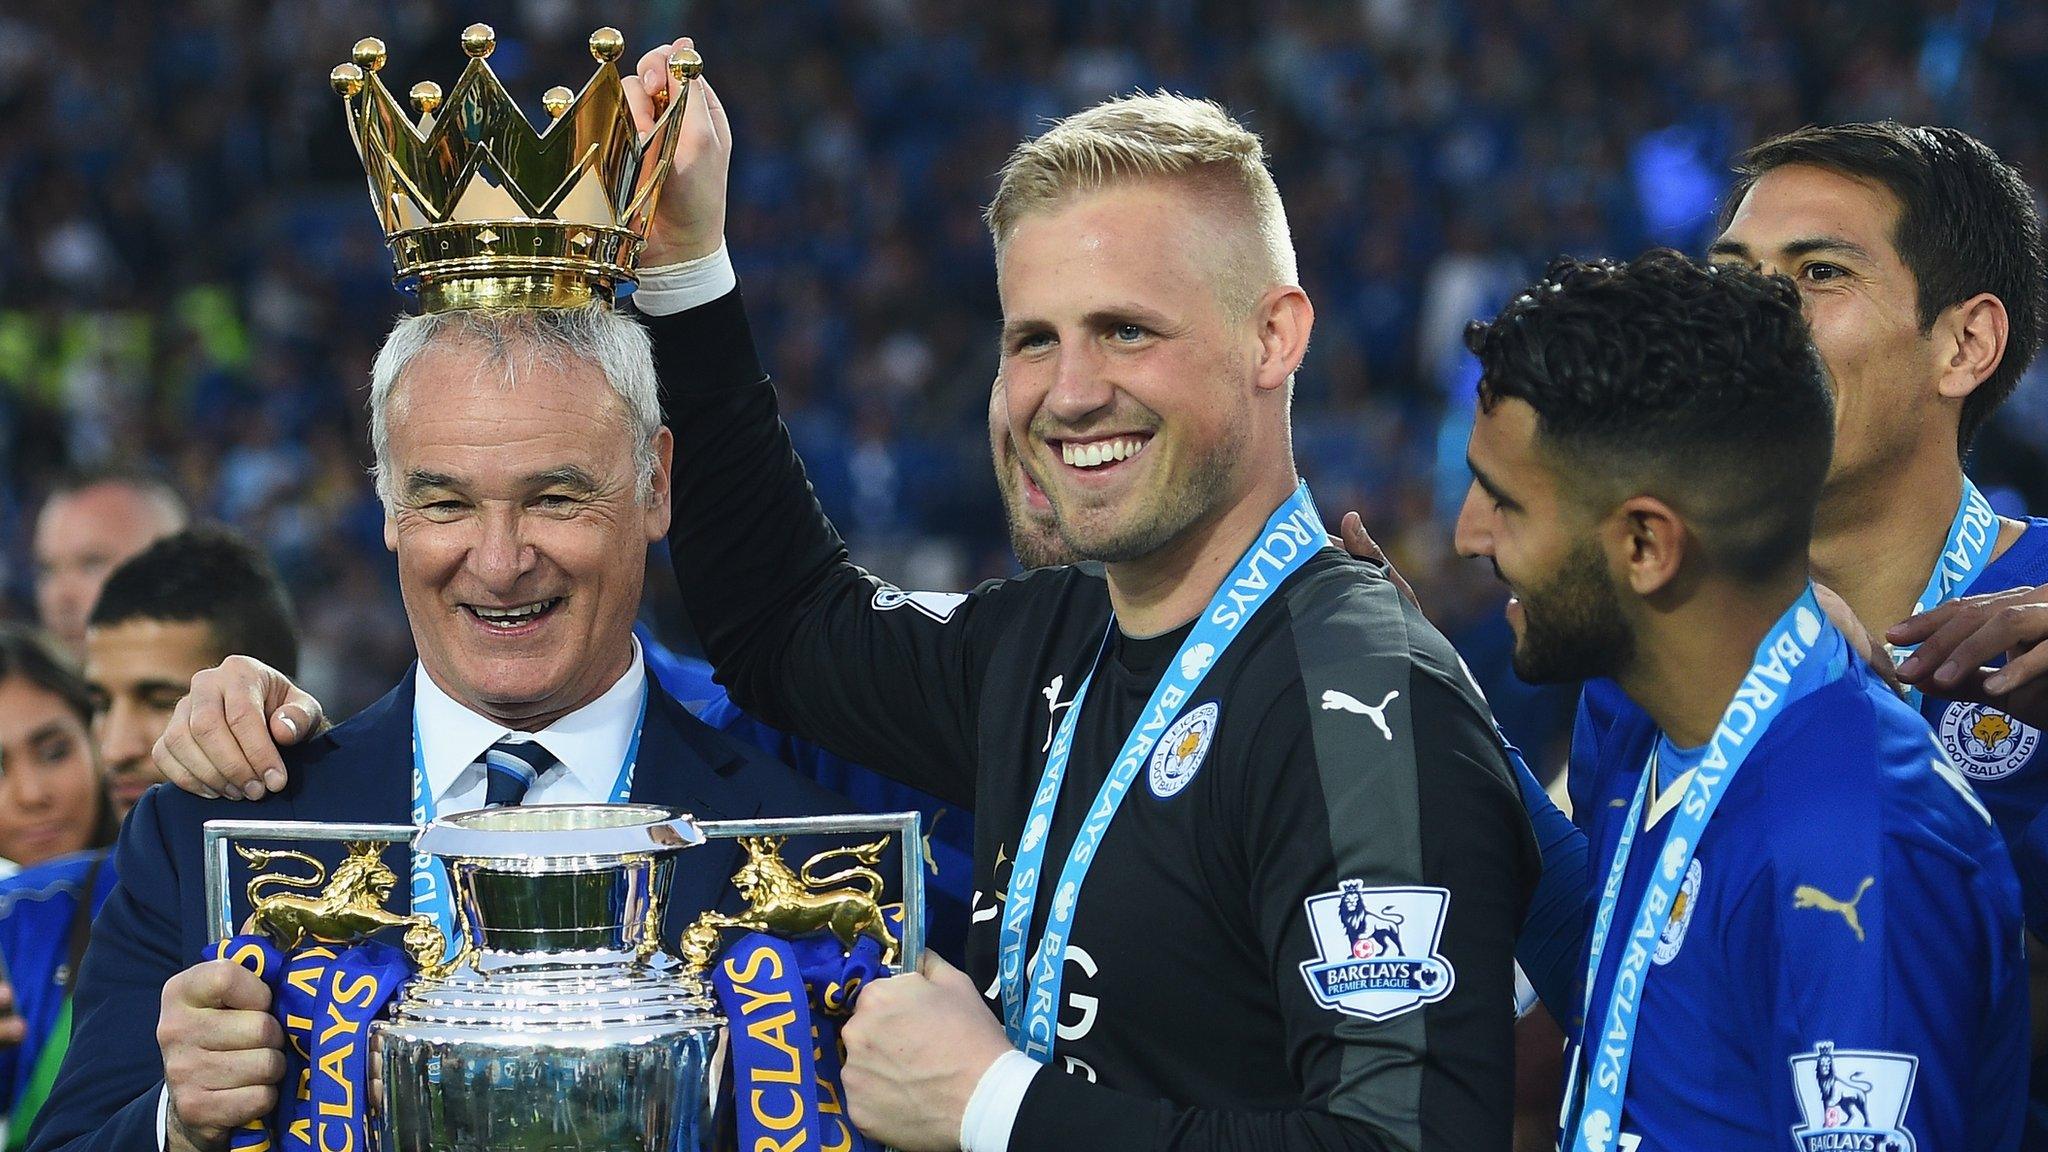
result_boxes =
[204,806,925,1152]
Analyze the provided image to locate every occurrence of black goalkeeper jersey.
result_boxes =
[652,289,1540,1152]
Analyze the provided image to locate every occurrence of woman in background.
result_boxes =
[0,624,117,1150]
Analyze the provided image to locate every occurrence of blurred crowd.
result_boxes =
[5,0,2048,774]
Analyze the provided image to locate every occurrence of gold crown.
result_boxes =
[329,25,701,312]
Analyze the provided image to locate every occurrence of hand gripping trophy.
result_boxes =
[200,25,926,1152]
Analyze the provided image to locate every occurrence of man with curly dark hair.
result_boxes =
[1455,249,2026,1151]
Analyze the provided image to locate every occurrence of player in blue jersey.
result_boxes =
[1686,122,2048,1140]
[1457,250,2027,1150]
[1705,123,2048,895]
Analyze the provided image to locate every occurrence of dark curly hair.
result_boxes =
[1724,122,2046,456]
[1466,249,1832,583]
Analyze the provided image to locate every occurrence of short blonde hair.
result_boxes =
[985,93,1298,316]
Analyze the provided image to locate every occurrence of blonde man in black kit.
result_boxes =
[628,51,1536,1152]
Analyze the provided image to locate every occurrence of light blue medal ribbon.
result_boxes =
[1562,586,1848,1151]
[1889,478,1996,709]
[997,482,1326,1060]
[409,680,648,962]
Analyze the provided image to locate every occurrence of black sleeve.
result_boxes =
[649,290,1000,808]
[1007,664,1535,1152]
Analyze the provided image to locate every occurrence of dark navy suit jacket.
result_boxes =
[28,668,851,1152]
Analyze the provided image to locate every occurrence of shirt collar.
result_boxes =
[413,637,647,806]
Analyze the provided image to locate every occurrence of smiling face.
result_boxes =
[1709,164,1948,490]
[1453,397,1635,684]
[382,337,672,729]
[997,180,1265,564]
[85,617,222,821]
[0,674,101,867]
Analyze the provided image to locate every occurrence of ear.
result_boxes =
[1934,292,2009,402]
[645,426,675,542]
[383,510,399,553]
[1252,285,1315,395]
[1606,495,1690,598]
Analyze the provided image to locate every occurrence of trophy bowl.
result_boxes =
[374,804,725,1152]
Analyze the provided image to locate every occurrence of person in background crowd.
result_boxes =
[0,625,115,1151]
[30,472,187,661]
[84,527,299,819]
[0,627,109,871]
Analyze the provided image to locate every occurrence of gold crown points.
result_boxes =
[332,25,697,312]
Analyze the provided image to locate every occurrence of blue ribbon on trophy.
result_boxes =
[206,936,412,1152]
[710,905,904,1152]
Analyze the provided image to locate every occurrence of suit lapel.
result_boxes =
[292,667,418,828]
[629,687,764,932]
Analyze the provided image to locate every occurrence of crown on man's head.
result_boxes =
[329,25,700,313]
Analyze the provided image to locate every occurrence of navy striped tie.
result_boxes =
[480,740,556,808]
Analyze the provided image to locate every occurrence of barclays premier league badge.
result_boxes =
[1937,700,2039,781]
[1787,1042,1918,1152]
[1297,881,1454,1021]
[870,585,968,623]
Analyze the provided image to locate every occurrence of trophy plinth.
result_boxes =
[374,804,724,1152]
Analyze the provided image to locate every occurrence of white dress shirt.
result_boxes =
[414,638,649,813]
[158,643,648,1148]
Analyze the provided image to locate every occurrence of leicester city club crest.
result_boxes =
[1148,701,1219,799]
[1297,880,1454,1021]
[1937,700,2039,781]
[1652,857,1702,966]
[1788,1042,1918,1152]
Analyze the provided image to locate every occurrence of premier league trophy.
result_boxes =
[204,806,924,1152]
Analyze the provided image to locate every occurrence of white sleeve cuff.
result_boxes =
[631,243,737,316]
[157,1084,171,1151]
[960,1049,1041,1152]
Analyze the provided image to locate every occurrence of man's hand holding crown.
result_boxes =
[624,36,730,269]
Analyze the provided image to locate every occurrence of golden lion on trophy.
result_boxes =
[680,835,899,973]
[237,841,426,951]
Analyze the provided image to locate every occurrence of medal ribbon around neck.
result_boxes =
[998,482,1325,1060]
[1561,585,1848,1151]
[408,681,648,963]
[1888,478,1996,708]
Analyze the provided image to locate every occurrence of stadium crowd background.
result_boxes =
[3,0,2048,779]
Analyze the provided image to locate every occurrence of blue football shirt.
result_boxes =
[1570,657,2026,1150]
[1917,518,2048,932]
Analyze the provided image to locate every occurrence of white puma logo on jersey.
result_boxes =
[1321,689,1399,741]
[1041,674,1077,752]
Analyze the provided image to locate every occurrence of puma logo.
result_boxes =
[1321,689,1399,741]
[1041,674,1077,752]
[1792,876,1876,942]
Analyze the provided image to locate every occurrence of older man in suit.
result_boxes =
[29,298,850,1152]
